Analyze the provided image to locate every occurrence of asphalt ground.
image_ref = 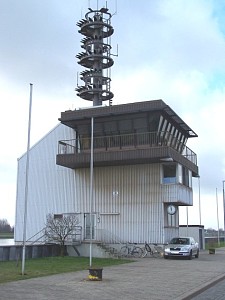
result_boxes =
[1,248,225,300]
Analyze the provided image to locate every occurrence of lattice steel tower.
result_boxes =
[76,7,114,106]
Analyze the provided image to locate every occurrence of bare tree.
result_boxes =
[45,214,80,256]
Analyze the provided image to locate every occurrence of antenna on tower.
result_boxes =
[76,72,79,87]
[111,0,117,16]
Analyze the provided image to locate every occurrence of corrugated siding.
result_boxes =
[161,184,193,205]
[15,124,193,245]
[15,124,77,242]
[74,164,165,243]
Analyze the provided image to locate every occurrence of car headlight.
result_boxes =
[181,246,190,251]
[164,248,170,253]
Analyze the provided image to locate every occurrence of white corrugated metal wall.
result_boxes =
[15,124,77,242]
[74,164,166,244]
[15,124,191,244]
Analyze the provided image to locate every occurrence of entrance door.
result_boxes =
[84,213,96,240]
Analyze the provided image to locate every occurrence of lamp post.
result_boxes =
[223,180,225,241]
[216,188,220,246]
[89,116,94,268]
[198,176,201,225]
[186,206,189,236]
[22,83,33,275]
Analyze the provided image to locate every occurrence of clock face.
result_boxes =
[167,205,176,215]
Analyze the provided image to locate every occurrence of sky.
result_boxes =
[0,0,225,229]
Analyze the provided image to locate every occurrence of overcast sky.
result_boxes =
[0,0,225,229]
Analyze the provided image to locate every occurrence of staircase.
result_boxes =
[97,242,121,258]
[96,229,124,258]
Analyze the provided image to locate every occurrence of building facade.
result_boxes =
[15,7,199,251]
[15,100,199,248]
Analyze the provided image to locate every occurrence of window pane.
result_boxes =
[163,164,176,183]
[182,166,189,186]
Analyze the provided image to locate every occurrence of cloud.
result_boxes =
[0,0,225,228]
[114,0,225,77]
[112,62,225,196]
[180,183,225,230]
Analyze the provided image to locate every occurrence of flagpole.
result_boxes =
[89,116,94,268]
[216,188,220,247]
[22,83,33,275]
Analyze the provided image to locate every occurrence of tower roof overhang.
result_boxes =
[59,99,197,138]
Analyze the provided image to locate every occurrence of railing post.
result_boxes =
[57,131,197,166]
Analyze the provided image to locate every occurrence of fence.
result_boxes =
[0,244,61,262]
[58,131,197,165]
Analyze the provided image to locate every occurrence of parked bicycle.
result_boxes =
[141,241,164,258]
[119,243,143,258]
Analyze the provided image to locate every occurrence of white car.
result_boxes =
[164,237,199,259]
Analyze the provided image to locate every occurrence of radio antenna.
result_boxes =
[76,5,115,106]
[112,0,117,16]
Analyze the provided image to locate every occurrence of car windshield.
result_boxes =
[170,238,190,245]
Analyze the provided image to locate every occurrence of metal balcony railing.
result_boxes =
[58,131,197,165]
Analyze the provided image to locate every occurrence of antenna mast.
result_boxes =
[76,6,114,106]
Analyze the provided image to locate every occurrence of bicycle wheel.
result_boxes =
[132,247,143,258]
[152,246,164,258]
[152,250,161,258]
[119,246,129,257]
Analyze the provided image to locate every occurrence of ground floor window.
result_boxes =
[54,214,63,219]
[84,213,96,240]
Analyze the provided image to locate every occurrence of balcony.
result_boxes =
[56,131,198,176]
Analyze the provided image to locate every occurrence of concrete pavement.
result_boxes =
[1,248,225,300]
[191,278,225,300]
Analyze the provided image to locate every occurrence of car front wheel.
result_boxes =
[188,250,193,260]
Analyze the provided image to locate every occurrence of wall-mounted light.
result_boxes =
[112,191,119,196]
[160,157,174,162]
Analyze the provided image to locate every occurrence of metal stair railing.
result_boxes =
[26,228,47,245]
[24,226,83,246]
[64,226,82,245]
[96,229,123,258]
[96,229,123,244]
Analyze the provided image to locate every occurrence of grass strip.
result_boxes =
[0,233,14,239]
[0,256,131,284]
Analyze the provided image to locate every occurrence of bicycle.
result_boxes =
[119,243,143,258]
[141,241,164,258]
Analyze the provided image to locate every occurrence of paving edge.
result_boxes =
[176,273,225,300]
